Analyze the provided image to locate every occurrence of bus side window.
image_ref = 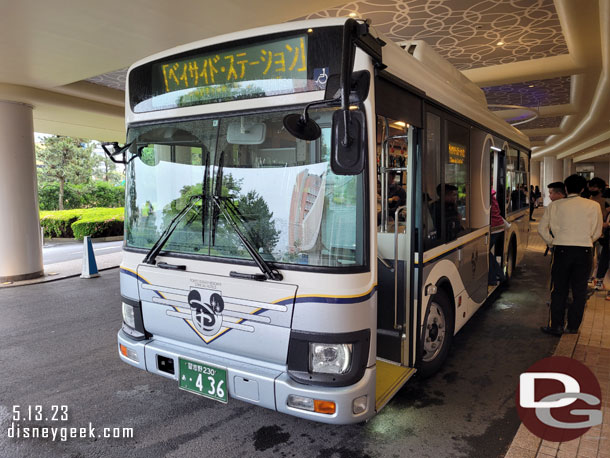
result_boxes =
[424,112,441,248]
[444,120,469,240]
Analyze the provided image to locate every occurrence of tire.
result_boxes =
[418,289,454,378]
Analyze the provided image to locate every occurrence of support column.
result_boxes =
[563,158,574,178]
[0,101,43,282]
[530,160,541,188]
[542,156,564,206]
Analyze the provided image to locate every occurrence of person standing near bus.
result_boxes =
[489,189,507,285]
[529,185,536,221]
[538,174,602,336]
[588,177,609,289]
[543,182,567,256]
[534,185,541,207]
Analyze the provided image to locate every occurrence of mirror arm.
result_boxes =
[101,141,135,165]
[300,99,336,125]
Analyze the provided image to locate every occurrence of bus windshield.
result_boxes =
[124,107,366,269]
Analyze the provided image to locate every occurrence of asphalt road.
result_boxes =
[42,241,123,264]
[0,246,557,458]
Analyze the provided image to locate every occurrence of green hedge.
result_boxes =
[39,209,83,238]
[39,182,125,211]
[40,208,124,239]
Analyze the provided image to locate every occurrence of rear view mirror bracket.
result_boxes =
[101,142,138,165]
[330,19,378,176]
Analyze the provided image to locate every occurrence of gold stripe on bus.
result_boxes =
[420,228,489,264]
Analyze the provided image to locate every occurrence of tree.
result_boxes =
[159,173,279,255]
[236,190,280,253]
[36,136,95,210]
[93,152,124,185]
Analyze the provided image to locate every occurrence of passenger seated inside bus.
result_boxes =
[388,171,406,216]
[377,171,406,228]
[429,183,463,241]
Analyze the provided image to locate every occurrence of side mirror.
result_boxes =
[331,109,366,175]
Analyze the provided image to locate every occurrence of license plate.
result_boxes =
[178,358,228,403]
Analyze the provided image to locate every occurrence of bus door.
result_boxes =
[375,115,418,410]
[491,148,507,276]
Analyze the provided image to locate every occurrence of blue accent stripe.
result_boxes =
[290,287,378,305]
[120,268,139,281]
[120,268,163,298]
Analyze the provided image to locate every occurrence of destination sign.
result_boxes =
[448,143,466,165]
[151,35,308,107]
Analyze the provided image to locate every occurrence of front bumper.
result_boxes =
[118,330,376,424]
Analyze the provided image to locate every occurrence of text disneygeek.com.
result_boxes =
[6,405,133,442]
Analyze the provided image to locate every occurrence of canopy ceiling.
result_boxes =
[1,0,607,162]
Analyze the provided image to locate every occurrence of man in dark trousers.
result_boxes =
[538,174,602,335]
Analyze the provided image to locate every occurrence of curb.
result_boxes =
[0,265,120,289]
[44,236,124,243]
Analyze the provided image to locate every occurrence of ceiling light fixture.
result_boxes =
[349,12,357,17]
[496,40,505,46]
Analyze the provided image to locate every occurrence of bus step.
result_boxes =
[375,359,416,412]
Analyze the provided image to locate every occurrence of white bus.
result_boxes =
[110,17,530,424]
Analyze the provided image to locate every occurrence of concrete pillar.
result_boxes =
[542,156,564,206]
[530,160,541,188]
[0,101,43,282]
[563,158,574,178]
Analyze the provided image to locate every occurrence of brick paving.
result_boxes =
[505,210,610,458]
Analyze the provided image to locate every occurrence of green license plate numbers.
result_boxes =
[179,358,228,403]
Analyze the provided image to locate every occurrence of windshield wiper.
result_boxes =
[144,150,209,265]
[201,151,210,245]
[143,194,203,265]
[211,151,224,246]
[209,152,281,281]
[212,195,283,281]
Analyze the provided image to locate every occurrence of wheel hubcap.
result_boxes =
[422,303,446,362]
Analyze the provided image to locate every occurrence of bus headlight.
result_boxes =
[287,329,369,386]
[120,297,148,341]
[122,302,136,328]
[309,343,352,374]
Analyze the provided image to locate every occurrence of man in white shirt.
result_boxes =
[538,174,603,335]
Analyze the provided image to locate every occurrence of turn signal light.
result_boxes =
[119,344,139,362]
[314,400,336,414]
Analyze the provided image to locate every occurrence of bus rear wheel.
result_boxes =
[418,290,453,378]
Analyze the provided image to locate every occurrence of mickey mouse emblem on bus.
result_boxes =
[187,289,225,336]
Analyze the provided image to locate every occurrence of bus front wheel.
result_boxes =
[418,290,454,378]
